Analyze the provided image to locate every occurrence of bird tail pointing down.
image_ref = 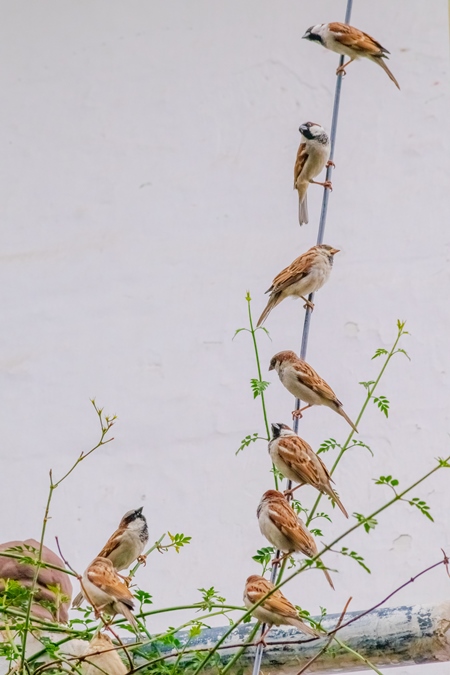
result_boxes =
[256,292,282,327]
[288,616,321,638]
[325,486,348,519]
[374,57,400,90]
[298,192,308,226]
[337,406,358,433]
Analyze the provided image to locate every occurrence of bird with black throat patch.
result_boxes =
[72,507,148,609]
[268,350,358,432]
[269,423,348,518]
[256,244,339,326]
[302,23,400,89]
[294,122,332,226]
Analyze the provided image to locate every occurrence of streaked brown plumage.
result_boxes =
[293,122,331,225]
[302,22,400,89]
[243,574,320,644]
[257,245,339,326]
[257,490,334,589]
[269,350,357,432]
[269,423,348,517]
[81,557,138,630]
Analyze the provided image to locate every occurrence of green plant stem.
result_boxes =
[220,622,260,675]
[190,453,449,675]
[306,323,407,527]
[0,551,77,577]
[19,402,114,674]
[245,293,278,490]
[129,533,167,579]
[334,637,384,674]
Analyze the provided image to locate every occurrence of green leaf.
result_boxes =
[317,438,339,455]
[290,500,308,516]
[372,348,388,360]
[359,380,375,391]
[374,475,399,488]
[339,547,371,573]
[232,327,249,340]
[353,512,378,533]
[197,587,226,611]
[250,379,270,399]
[236,432,260,455]
[373,395,389,417]
[167,532,192,552]
[311,511,332,523]
[310,528,323,537]
[271,465,285,482]
[437,457,450,468]
[252,547,275,574]
[347,440,374,457]
[395,348,411,361]
[408,497,434,522]
[256,326,272,340]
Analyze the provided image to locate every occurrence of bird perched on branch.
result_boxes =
[243,574,320,645]
[256,244,339,326]
[269,350,357,432]
[257,490,334,588]
[302,23,400,89]
[294,122,332,225]
[269,423,348,518]
[81,557,139,630]
[73,507,148,609]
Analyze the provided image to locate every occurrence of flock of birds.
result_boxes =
[242,21,400,645]
[72,19,400,653]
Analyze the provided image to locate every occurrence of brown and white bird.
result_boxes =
[73,507,148,609]
[257,490,334,589]
[269,423,348,518]
[243,574,320,644]
[257,244,339,325]
[294,122,332,225]
[82,633,127,675]
[269,351,357,432]
[81,557,138,630]
[302,23,400,89]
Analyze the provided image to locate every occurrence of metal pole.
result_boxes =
[251,2,354,674]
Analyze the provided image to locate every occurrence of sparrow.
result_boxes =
[257,490,334,589]
[269,423,348,518]
[257,244,339,325]
[243,574,320,645]
[294,122,332,225]
[302,23,400,89]
[269,351,357,432]
[82,632,127,675]
[81,557,138,630]
[73,507,148,609]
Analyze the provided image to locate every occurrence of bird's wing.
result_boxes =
[295,361,341,405]
[270,249,315,294]
[328,22,389,56]
[278,437,322,486]
[245,577,271,604]
[98,528,124,559]
[264,588,298,618]
[294,142,309,187]
[87,562,134,605]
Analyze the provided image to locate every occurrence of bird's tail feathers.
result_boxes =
[256,293,282,327]
[298,193,308,225]
[289,616,321,637]
[119,602,138,630]
[325,486,348,518]
[337,406,358,433]
[375,57,400,89]
[318,558,335,590]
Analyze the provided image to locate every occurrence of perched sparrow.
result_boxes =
[269,351,357,432]
[73,507,148,609]
[243,574,320,645]
[257,244,339,325]
[294,122,332,226]
[302,23,400,89]
[257,490,334,589]
[269,423,348,518]
[81,557,138,630]
[82,632,127,675]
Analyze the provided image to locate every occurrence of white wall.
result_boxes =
[1,1,449,672]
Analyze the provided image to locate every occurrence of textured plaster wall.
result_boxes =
[0,1,449,673]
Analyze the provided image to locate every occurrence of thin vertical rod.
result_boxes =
[251,2,353,674]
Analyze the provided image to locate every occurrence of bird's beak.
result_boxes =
[136,506,144,515]
[299,124,308,135]
[301,31,309,39]
[268,363,274,371]
[331,248,340,255]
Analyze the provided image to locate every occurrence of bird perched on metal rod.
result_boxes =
[243,574,321,645]
[269,423,348,518]
[302,22,400,89]
[256,244,339,326]
[268,350,358,432]
[294,121,332,225]
[257,490,334,589]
